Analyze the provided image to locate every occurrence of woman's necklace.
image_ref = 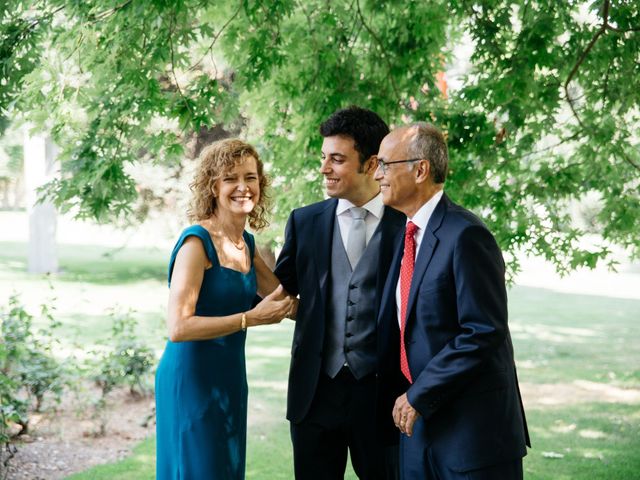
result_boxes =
[222,227,245,250]
[208,217,245,250]
[228,235,245,250]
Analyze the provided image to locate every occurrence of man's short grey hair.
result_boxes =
[406,122,448,184]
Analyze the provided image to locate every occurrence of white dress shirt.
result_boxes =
[336,193,384,251]
[395,190,444,326]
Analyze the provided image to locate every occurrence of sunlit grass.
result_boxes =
[0,241,168,351]
[509,286,640,387]
[523,403,640,479]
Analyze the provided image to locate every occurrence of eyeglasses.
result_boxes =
[376,158,423,174]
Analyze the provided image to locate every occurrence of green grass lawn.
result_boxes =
[0,241,168,348]
[523,403,640,480]
[1,240,638,479]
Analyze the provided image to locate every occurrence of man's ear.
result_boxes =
[415,159,431,184]
[363,155,378,175]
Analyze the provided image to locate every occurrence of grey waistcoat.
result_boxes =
[322,216,381,379]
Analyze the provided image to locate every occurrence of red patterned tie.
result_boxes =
[400,221,418,383]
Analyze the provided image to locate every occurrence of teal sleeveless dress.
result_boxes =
[155,225,256,479]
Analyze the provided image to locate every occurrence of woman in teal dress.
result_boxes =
[155,139,294,479]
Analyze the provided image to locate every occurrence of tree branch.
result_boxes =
[354,0,402,102]
[11,5,64,46]
[562,0,640,174]
[563,0,611,129]
[520,130,585,159]
[188,2,243,73]
[168,11,194,124]
[334,0,363,94]
[90,0,133,23]
[605,24,640,33]
[295,0,322,83]
[617,146,640,172]
[601,56,613,105]
[63,31,85,64]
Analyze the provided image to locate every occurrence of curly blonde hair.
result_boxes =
[188,138,270,231]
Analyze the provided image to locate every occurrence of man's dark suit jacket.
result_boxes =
[378,193,530,473]
[274,197,406,443]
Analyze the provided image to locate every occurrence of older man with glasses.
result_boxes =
[374,122,530,480]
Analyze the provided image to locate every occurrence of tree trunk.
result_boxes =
[23,131,58,274]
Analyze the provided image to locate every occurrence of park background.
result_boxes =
[1,0,639,479]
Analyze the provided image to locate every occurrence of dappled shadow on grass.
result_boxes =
[45,285,640,480]
[0,241,167,285]
[508,285,640,326]
[508,286,640,387]
[521,381,640,409]
[524,402,640,479]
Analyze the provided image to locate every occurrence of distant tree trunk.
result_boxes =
[0,177,9,208]
[23,131,58,274]
[12,174,25,209]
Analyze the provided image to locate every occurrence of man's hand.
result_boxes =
[392,393,420,437]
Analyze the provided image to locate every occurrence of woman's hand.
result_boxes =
[247,285,294,326]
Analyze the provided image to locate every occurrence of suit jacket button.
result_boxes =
[346,332,353,338]
[347,316,354,321]
[344,346,352,353]
[349,284,357,289]
[348,300,355,306]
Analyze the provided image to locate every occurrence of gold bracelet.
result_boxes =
[241,312,247,331]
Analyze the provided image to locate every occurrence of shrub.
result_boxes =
[87,309,155,436]
[0,367,26,474]
[0,294,67,447]
[0,295,61,477]
[1,296,66,414]
[15,350,65,412]
[93,309,155,397]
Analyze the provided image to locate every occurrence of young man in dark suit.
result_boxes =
[275,106,405,479]
[375,123,530,480]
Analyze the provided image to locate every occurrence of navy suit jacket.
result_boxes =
[378,193,530,472]
[274,198,406,441]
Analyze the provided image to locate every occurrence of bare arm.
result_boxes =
[254,248,280,297]
[167,237,293,342]
[255,247,299,319]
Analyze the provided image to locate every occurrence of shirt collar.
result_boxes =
[337,193,384,220]
[407,190,444,231]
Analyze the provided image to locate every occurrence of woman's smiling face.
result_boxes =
[214,156,260,217]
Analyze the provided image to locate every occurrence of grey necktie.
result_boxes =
[346,207,367,269]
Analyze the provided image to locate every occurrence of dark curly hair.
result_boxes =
[319,105,389,164]
[187,139,270,231]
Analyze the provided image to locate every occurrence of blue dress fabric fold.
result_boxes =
[156,225,256,479]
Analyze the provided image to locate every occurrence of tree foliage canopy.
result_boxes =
[1,0,639,274]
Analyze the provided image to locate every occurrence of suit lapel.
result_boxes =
[375,208,404,313]
[405,230,438,318]
[405,194,447,325]
[378,230,404,326]
[313,199,338,308]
